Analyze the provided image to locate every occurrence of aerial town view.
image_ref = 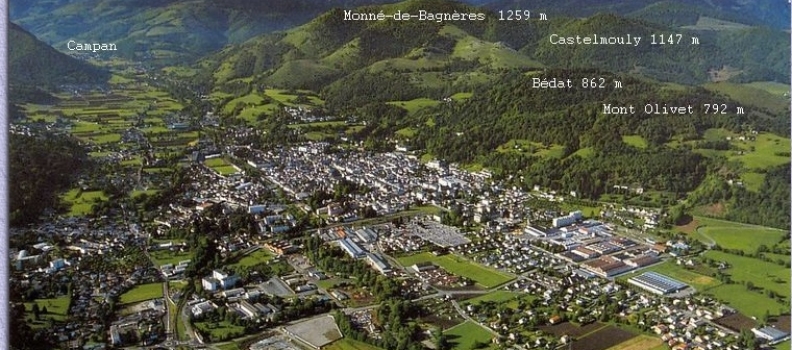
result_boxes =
[6,0,791,350]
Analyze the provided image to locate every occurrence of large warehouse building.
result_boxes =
[628,271,688,295]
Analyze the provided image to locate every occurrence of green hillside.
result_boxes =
[529,14,789,85]
[10,0,401,64]
[8,22,110,104]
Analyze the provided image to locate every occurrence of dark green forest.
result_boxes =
[9,133,89,226]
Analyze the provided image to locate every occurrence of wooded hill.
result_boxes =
[10,0,403,64]
[8,23,110,105]
[199,0,789,101]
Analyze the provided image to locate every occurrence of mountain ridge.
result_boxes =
[8,22,110,96]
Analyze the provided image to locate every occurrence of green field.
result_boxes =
[703,82,789,115]
[216,343,242,350]
[744,82,790,96]
[740,172,765,192]
[573,147,595,158]
[25,296,71,326]
[703,251,790,298]
[462,291,520,305]
[204,157,228,167]
[683,129,789,171]
[62,189,108,216]
[204,157,239,175]
[774,340,790,350]
[691,216,786,253]
[496,139,565,158]
[325,339,385,350]
[230,249,274,268]
[315,278,354,290]
[387,98,441,114]
[119,283,163,305]
[452,32,543,69]
[702,251,790,317]
[734,133,791,170]
[622,135,649,149]
[397,252,515,288]
[396,127,417,138]
[706,284,786,319]
[444,321,494,350]
[450,92,473,101]
[193,320,246,342]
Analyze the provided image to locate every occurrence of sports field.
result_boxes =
[678,216,786,253]
[443,321,493,350]
[119,283,163,305]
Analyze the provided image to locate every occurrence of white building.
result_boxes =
[552,211,583,228]
[202,270,240,292]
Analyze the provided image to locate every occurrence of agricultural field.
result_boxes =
[733,133,791,170]
[706,284,786,319]
[571,326,637,350]
[397,252,515,288]
[119,283,163,305]
[702,251,789,318]
[692,129,790,170]
[704,251,790,297]
[443,321,494,350]
[605,335,663,350]
[714,313,758,332]
[539,322,606,339]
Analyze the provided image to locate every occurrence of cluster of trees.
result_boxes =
[334,299,424,350]
[304,236,403,301]
[726,165,790,229]
[10,133,89,226]
[10,303,57,349]
[686,165,790,229]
